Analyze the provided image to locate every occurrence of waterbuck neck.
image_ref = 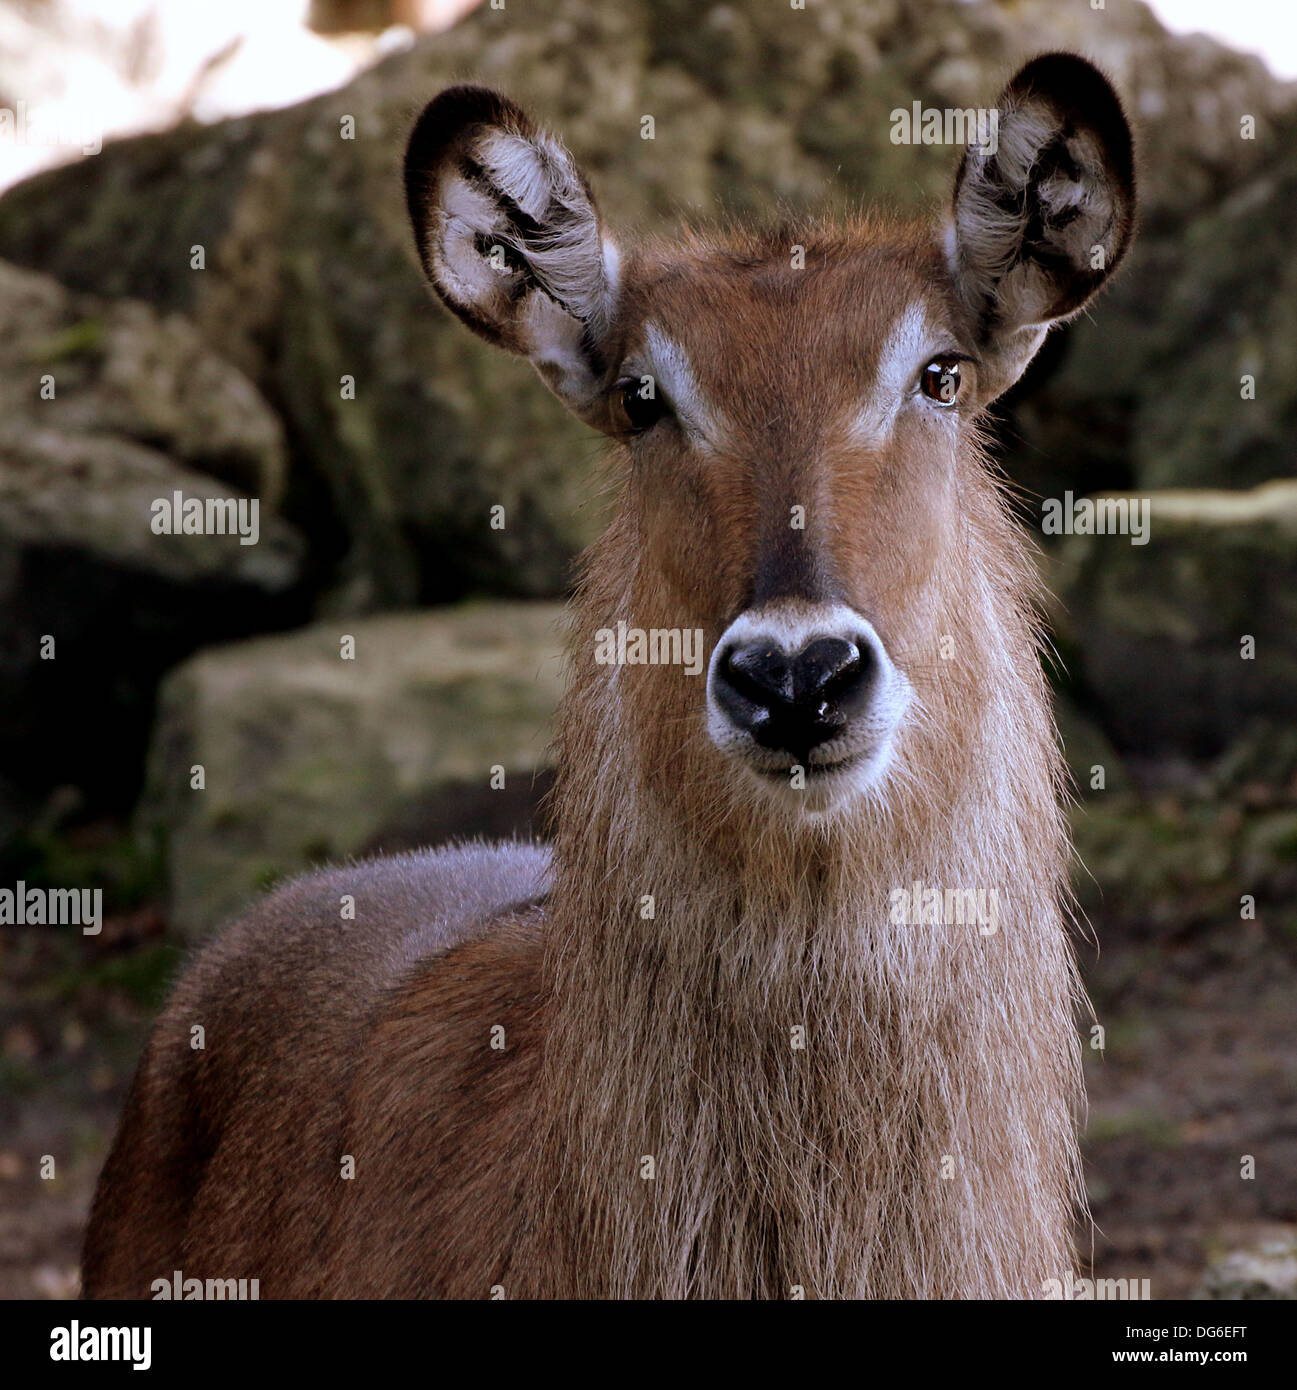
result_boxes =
[520,488,1085,1298]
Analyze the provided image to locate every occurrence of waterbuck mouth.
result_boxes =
[751,753,862,779]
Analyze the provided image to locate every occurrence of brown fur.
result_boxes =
[513,242,1085,1292]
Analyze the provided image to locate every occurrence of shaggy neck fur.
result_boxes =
[520,464,1085,1300]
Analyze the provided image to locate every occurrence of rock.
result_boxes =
[137,602,565,936]
[1049,482,1297,766]
[0,428,298,588]
[0,0,1290,612]
[1129,136,1297,491]
[0,260,305,820]
[0,260,287,499]
[1195,1234,1297,1299]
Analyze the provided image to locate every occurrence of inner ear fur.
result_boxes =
[404,85,618,420]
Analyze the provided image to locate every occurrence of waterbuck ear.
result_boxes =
[404,85,619,422]
[949,53,1136,400]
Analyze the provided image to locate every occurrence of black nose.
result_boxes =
[713,635,873,759]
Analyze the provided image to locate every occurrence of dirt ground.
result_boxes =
[2,794,1294,1300]
[1076,841,1297,1293]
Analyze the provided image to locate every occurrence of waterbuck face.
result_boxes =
[406,56,1134,815]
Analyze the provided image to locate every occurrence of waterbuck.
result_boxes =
[84,53,1135,1299]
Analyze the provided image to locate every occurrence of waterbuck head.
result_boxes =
[405,56,1135,819]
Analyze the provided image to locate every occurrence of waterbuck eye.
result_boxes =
[920,358,962,406]
[612,376,668,436]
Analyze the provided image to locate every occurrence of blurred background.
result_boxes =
[0,0,1294,1299]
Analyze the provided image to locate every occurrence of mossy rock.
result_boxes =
[0,0,1290,609]
[137,601,566,936]
[1050,482,1297,764]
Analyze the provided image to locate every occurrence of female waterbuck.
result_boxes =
[84,54,1135,1299]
